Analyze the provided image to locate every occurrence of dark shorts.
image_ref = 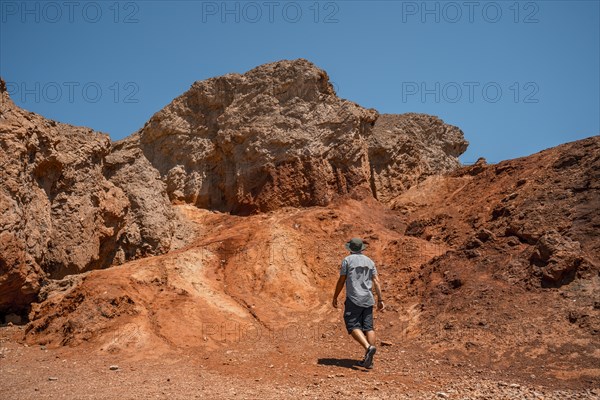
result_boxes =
[343,298,374,334]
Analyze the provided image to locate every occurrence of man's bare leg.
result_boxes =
[350,329,370,350]
[356,330,377,368]
[365,330,375,347]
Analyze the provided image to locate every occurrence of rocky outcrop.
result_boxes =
[138,59,467,214]
[530,231,583,286]
[0,81,174,316]
[138,59,376,213]
[369,113,468,202]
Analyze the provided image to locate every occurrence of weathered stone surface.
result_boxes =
[530,231,583,286]
[369,113,468,202]
[0,230,43,316]
[0,86,122,313]
[0,79,174,315]
[138,59,467,213]
[104,135,175,263]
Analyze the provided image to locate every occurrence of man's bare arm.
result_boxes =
[332,275,346,308]
[373,275,385,310]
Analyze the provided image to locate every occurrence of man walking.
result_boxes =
[332,238,384,369]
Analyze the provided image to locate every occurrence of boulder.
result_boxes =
[530,231,583,286]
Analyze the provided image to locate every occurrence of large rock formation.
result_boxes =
[0,79,174,316]
[138,59,467,214]
[0,59,468,317]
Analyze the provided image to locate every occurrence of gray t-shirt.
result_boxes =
[340,253,378,307]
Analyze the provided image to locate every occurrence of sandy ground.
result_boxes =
[2,324,598,400]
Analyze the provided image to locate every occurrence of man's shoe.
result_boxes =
[362,345,376,368]
[358,359,374,369]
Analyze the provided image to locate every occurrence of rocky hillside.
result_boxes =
[0,59,467,318]
[18,136,600,388]
[389,136,599,372]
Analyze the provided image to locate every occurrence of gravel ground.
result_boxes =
[2,325,598,400]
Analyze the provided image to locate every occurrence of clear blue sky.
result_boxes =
[1,0,598,163]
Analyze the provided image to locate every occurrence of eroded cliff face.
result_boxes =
[0,80,175,316]
[138,59,467,213]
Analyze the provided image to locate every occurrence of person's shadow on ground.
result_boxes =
[317,358,364,371]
